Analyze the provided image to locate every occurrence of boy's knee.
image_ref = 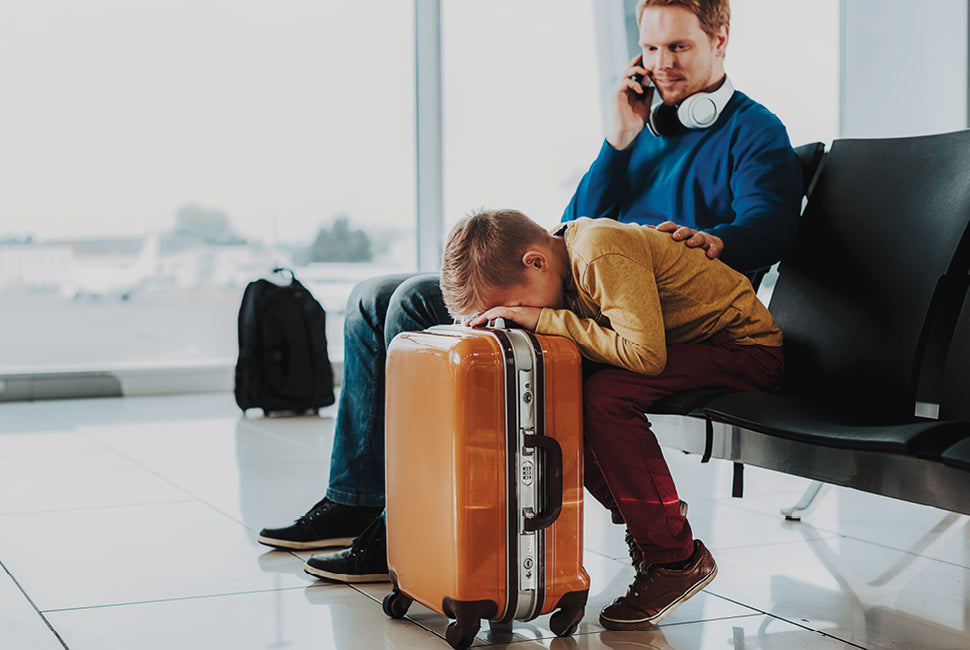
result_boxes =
[583,369,643,422]
[583,368,624,402]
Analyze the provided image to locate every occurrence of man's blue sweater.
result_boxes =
[562,90,802,273]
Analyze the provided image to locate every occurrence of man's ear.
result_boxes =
[713,24,729,57]
[521,250,546,270]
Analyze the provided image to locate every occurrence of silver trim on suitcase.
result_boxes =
[429,323,558,622]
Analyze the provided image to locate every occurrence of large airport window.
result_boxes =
[0,1,837,384]
[729,0,840,148]
[0,1,416,373]
[440,0,603,235]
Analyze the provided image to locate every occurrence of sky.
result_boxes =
[1,1,839,245]
[2,1,417,242]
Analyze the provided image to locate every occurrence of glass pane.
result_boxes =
[729,0,840,147]
[0,1,415,371]
[441,0,603,234]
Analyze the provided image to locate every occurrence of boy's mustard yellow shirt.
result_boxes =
[536,217,783,376]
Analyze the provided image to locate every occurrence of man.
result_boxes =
[564,0,799,273]
[258,0,802,603]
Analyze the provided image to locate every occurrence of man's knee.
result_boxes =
[345,274,416,327]
[384,273,447,343]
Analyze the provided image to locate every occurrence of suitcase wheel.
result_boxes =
[549,607,583,638]
[381,590,412,619]
[445,617,481,650]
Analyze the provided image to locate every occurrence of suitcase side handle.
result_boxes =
[522,433,563,532]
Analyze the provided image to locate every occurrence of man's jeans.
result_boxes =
[325,273,451,508]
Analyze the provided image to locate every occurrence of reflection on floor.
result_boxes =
[1,392,968,649]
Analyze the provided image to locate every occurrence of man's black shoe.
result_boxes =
[304,515,389,583]
[257,498,383,551]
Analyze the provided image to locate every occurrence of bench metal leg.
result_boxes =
[781,481,829,521]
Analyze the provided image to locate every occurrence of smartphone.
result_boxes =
[630,66,653,95]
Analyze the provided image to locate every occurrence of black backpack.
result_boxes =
[234,268,335,415]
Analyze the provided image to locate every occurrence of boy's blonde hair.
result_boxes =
[635,0,730,41]
[440,208,550,319]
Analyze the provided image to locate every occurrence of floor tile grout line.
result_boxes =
[656,611,766,629]
[67,420,456,640]
[589,534,849,567]
[797,524,970,571]
[72,422,351,540]
[704,489,970,568]
[73,427,278,535]
[347,583,772,646]
[700,531,848,555]
[1,559,70,650]
[235,413,338,454]
[0,498,198,519]
[39,585,313,614]
[347,584,449,642]
[582,546,631,564]
[705,535,850,556]
[706,590,872,650]
[706,519,970,572]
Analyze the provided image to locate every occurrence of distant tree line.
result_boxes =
[172,204,247,246]
[167,204,373,263]
[309,215,372,263]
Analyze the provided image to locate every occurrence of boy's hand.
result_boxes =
[655,221,724,260]
[467,306,542,331]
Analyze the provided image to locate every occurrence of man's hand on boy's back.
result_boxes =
[467,306,542,331]
[655,221,724,260]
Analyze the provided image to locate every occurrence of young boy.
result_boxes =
[440,208,783,630]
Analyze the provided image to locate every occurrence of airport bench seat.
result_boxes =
[653,129,970,517]
[701,392,969,459]
[941,438,970,471]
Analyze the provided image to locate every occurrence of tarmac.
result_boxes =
[1,287,346,372]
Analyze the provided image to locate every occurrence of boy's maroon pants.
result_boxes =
[582,332,783,564]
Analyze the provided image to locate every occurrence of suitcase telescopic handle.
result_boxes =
[522,433,563,532]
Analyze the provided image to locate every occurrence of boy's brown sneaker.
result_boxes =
[600,539,717,630]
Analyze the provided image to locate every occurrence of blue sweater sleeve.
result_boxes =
[561,140,633,223]
[706,119,802,272]
[561,92,802,274]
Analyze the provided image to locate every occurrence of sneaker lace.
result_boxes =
[625,528,645,571]
[347,515,385,559]
[627,569,656,599]
[295,498,334,526]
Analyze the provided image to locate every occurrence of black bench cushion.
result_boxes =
[941,438,970,470]
[647,387,737,416]
[702,391,970,459]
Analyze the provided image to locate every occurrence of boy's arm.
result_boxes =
[467,306,542,331]
[536,254,668,375]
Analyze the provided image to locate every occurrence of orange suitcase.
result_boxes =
[382,323,590,649]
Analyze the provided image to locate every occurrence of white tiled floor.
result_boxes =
[2,392,969,649]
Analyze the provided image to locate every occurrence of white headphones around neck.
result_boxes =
[647,75,735,137]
